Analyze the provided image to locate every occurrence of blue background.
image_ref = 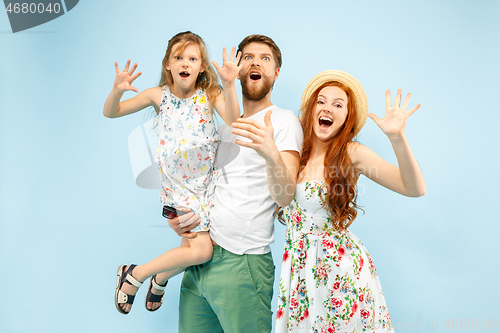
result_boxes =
[1,0,499,332]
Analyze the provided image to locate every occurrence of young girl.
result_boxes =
[275,70,426,332]
[103,31,241,315]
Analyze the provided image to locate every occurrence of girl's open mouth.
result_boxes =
[179,71,190,78]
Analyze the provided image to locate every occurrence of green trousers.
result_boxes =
[179,245,275,333]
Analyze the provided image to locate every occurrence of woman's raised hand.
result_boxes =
[368,89,421,139]
[113,59,142,93]
[212,47,242,87]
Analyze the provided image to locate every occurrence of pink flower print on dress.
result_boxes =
[191,165,199,174]
[331,298,343,308]
[360,308,370,319]
[283,250,290,262]
[367,253,377,276]
[350,302,358,317]
[176,159,185,170]
[192,104,202,115]
[322,239,334,249]
[160,139,165,146]
[317,266,327,280]
[276,307,284,319]
[292,211,302,227]
[320,321,336,333]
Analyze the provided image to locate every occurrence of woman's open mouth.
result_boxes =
[318,116,333,130]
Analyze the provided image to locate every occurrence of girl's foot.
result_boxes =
[116,265,144,314]
[145,275,167,311]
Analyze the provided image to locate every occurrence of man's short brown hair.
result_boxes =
[237,35,282,69]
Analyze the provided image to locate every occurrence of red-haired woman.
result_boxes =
[275,70,426,332]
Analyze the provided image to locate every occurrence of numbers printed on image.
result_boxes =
[5,2,61,14]
[443,319,498,330]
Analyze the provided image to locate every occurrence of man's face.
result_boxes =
[238,42,280,101]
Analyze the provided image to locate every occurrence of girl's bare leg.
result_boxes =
[145,238,189,310]
[118,232,213,312]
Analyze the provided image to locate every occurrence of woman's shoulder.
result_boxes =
[347,141,367,162]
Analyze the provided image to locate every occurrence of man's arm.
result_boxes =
[263,150,300,207]
[231,110,300,207]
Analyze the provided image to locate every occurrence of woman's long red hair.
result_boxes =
[278,82,363,232]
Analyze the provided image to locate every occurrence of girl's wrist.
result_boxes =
[221,81,236,90]
[111,86,126,95]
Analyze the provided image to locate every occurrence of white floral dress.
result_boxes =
[276,181,395,333]
[156,86,219,231]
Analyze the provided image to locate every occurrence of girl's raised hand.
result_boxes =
[113,59,142,93]
[212,47,242,87]
[368,89,421,139]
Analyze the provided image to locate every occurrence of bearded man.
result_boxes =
[168,34,303,333]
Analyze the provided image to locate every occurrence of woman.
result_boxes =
[276,70,425,332]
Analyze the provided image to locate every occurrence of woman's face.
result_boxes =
[311,86,349,142]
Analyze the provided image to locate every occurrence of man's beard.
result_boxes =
[240,73,274,101]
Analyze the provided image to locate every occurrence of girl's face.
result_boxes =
[312,86,349,142]
[166,43,204,94]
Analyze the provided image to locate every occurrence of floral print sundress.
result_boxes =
[276,181,395,333]
[156,86,219,231]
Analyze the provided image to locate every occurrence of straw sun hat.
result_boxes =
[300,70,369,136]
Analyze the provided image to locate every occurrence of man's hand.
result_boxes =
[231,110,280,162]
[167,207,201,238]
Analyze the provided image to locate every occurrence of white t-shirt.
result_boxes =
[209,105,304,255]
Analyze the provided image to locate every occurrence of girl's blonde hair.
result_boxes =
[159,31,221,106]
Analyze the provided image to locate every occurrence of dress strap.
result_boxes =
[160,85,170,108]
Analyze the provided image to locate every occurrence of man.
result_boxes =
[169,35,303,332]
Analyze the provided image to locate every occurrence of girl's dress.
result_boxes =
[276,181,395,333]
[156,86,219,231]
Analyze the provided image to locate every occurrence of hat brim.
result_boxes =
[300,70,368,136]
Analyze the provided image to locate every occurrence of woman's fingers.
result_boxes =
[394,89,402,107]
[367,113,381,125]
[385,90,392,108]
